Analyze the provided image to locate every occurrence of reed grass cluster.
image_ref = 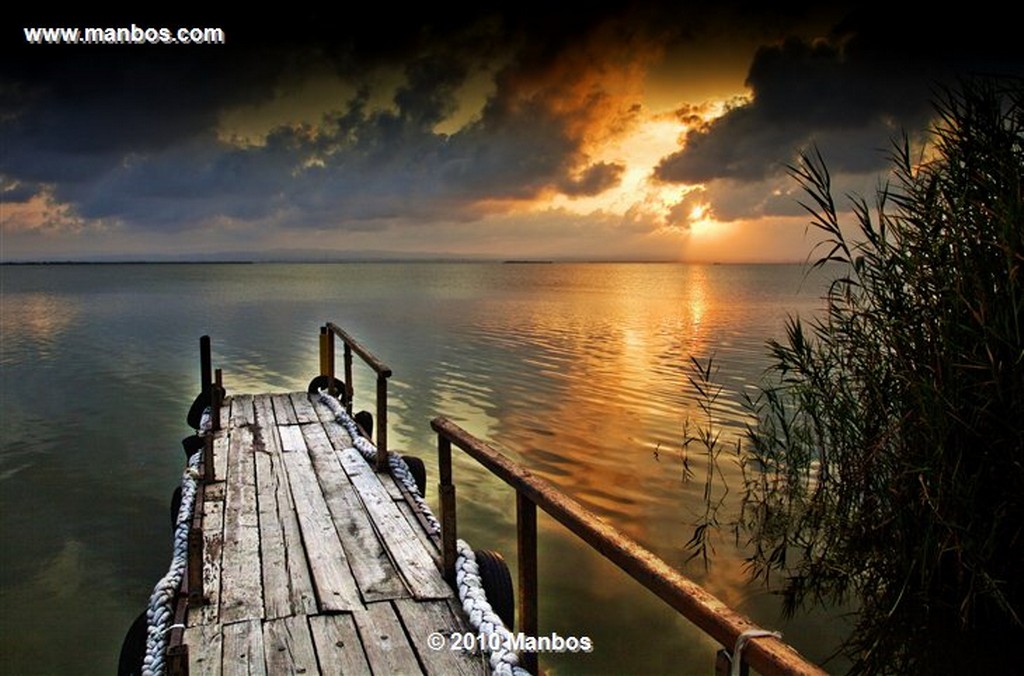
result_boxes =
[741,79,1024,673]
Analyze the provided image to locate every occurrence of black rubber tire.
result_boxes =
[117,609,148,675]
[307,375,348,403]
[186,385,226,430]
[401,455,427,497]
[181,434,204,459]
[186,390,210,430]
[354,410,373,439]
[474,549,515,629]
[170,486,183,532]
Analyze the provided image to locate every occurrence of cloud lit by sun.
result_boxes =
[7,5,1002,264]
[539,94,744,236]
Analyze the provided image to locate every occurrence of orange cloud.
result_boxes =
[493,18,666,158]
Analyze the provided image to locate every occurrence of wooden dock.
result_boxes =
[136,326,826,676]
[178,391,486,675]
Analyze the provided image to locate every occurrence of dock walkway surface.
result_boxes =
[181,391,487,675]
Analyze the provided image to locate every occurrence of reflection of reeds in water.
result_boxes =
[681,355,732,570]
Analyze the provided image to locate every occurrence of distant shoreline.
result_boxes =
[0,260,257,266]
[1,259,807,266]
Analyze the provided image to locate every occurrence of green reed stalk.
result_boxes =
[740,78,1024,674]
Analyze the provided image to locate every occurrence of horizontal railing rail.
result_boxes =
[321,323,392,470]
[432,416,826,676]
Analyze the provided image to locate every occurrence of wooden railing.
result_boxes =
[431,416,827,676]
[319,322,393,470]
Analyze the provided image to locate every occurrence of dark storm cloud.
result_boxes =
[1,5,654,232]
[656,10,1024,185]
[7,5,1020,239]
[559,162,626,196]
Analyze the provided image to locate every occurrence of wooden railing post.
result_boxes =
[438,434,457,586]
[167,595,191,675]
[199,335,212,398]
[343,343,354,413]
[517,493,539,674]
[202,434,214,483]
[323,323,393,472]
[428,416,826,676]
[319,325,329,382]
[166,644,189,676]
[375,373,388,471]
[188,457,207,605]
[326,329,336,396]
[188,526,204,603]
[212,369,223,432]
[716,649,750,676]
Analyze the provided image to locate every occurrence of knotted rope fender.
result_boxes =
[318,391,531,676]
[142,408,211,675]
[142,449,202,676]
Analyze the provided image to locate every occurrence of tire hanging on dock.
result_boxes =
[474,549,515,629]
[401,455,427,497]
[306,375,348,404]
[354,410,373,439]
[185,387,226,430]
[117,609,148,676]
[185,391,209,430]
[169,487,182,532]
[181,435,204,459]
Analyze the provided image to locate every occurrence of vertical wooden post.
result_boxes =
[326,329,336,396]
[212,369,223,432]
[438,434,457,586]
[715,649,730,676]
[517,493,539,675]
[715,648,748,676]
[343,343,354,413]
[167,644,189,675]
[199,335,211,397]
[167,599,190,675]
[202,434,214,483]
[188,525,204,603]
[375,374,388,471]
[319,326,328,382]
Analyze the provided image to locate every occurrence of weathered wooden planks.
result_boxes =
[252,396,316,620]
[394,598,490,675]
[183,623,222,676]
[354,602,424,674]
[336,443,452,601]
[184,392,485,675]
[308,614,372,673]
[188,481,224,627]
[262,615,319,674]
[221,620,266,676]
[288,391,320,424]
[219,401,263,624]
[280,440,362,611]
[301,422,407,602]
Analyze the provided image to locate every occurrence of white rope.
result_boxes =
[318,391,531,676]
[729,628,782,676]
[455,541,532,676]
[317,392,445,535]
[142,425,204,676]
[198,407,212,433]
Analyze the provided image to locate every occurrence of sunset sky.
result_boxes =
[3,5,1021,262]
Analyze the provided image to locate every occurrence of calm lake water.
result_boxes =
[0,262,850,674]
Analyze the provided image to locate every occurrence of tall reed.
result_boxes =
[741,79,1024,673]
